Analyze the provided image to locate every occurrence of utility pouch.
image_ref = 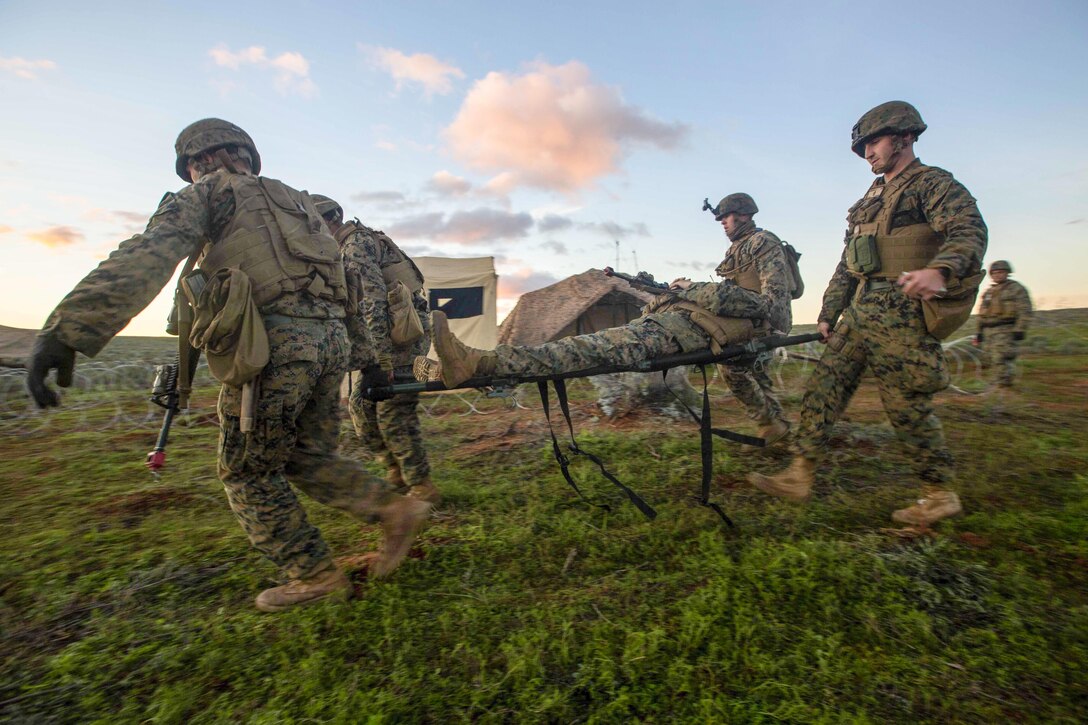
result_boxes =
[387,280,425,346]
[921,270,986,340]
[846,234,881,275]
[180,269,208,309]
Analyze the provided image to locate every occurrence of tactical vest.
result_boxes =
[200,173,347,308]
[336,221,426,294]
[716,240,764,292]
[979,283,1016,322]
[846,163,942,279]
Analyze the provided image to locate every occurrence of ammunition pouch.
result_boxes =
[387,280,425,346]
[670,301,757,353]
[846,233,880,275]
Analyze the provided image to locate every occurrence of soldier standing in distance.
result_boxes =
[975,260,1032,388]
[748,101,987,527]
[312,195,439,504]
[26,119,430,612]
[710,193,797,446]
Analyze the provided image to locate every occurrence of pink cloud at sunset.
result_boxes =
[27,226,84,248]
[208,45,317,98]
[0,56,57,80]
[445,61,687,192]
[365,46,465,96]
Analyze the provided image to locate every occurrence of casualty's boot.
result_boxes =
[254,566,352,613]
[747,456,815,501]
[370,496,432,578]
[413,355,441,382]
[406,477,441,505]
[756,418,791,447]
[431,311,497,387]
[891,490,963,527]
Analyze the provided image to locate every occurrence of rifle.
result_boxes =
[147,269,204,474]
[602,266,671,295]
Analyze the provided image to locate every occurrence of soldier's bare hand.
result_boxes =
[670,278,693,291]
[817,321,832,344]
[897,268,947,300]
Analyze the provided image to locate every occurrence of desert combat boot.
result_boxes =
[431,310,496,387]
[255,566,352,613]
[406,476,441,505]
[757,418,791,447]
[747,456,815,501]
[891,490,963,527]
[370,496,432,578]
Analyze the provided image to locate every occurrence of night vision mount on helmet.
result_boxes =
[850,101,927,157]
[701,193,759,220]
[174,118,262,182]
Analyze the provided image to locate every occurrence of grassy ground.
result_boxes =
[1,312,1086,723]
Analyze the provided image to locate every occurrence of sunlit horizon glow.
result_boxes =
[1,1,1085,339]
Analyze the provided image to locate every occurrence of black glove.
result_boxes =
[362,364,393,390]
[1013,331,1025,342]
[26,332,77,408]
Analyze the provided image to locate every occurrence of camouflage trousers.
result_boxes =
[217,318,397,580]
[980,327,1018,387]
[349,376,430,488]
[718,353,784,424]
[494,316,689,377]
[793,288,954,483]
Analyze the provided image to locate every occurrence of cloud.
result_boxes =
[375,140,397,151]
[580,220,650,239]
[1066,218,1084,225]
[0,225,13,234]
[670,260,717,272]
[537,214,574,233]
[0,56,57,80]
[387,207,533,245]
[347,190,414,213]
[445,60,688,192]
[539,240,568,255]
[497,269,561,298]
[365,45,465,96]
[208,45,317,98]
[28,225,84,248]
[426,171,472,197]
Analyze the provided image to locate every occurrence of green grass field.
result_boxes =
[1,311,1086,723]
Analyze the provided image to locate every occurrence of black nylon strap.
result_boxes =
[537,381,609,513]
[553,379,657,520]
[661,367,738,527]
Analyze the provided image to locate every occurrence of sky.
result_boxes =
[1,0,1086,337]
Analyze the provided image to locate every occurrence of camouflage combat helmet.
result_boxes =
[989,260,1012,273]
[850,101,927,157]
[311,194,343,222]
[174,118,262,182]
[714,193,759,220]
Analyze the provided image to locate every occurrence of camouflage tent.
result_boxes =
[498,269,654,346]
[497,270,697,418]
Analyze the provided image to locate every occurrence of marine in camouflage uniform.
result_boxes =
[710,193,797,444]
[311,195,437,503]
[26,119,430,612]
[749,101,987,527]
[976,260,1032,387]
[420,273,773,388]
